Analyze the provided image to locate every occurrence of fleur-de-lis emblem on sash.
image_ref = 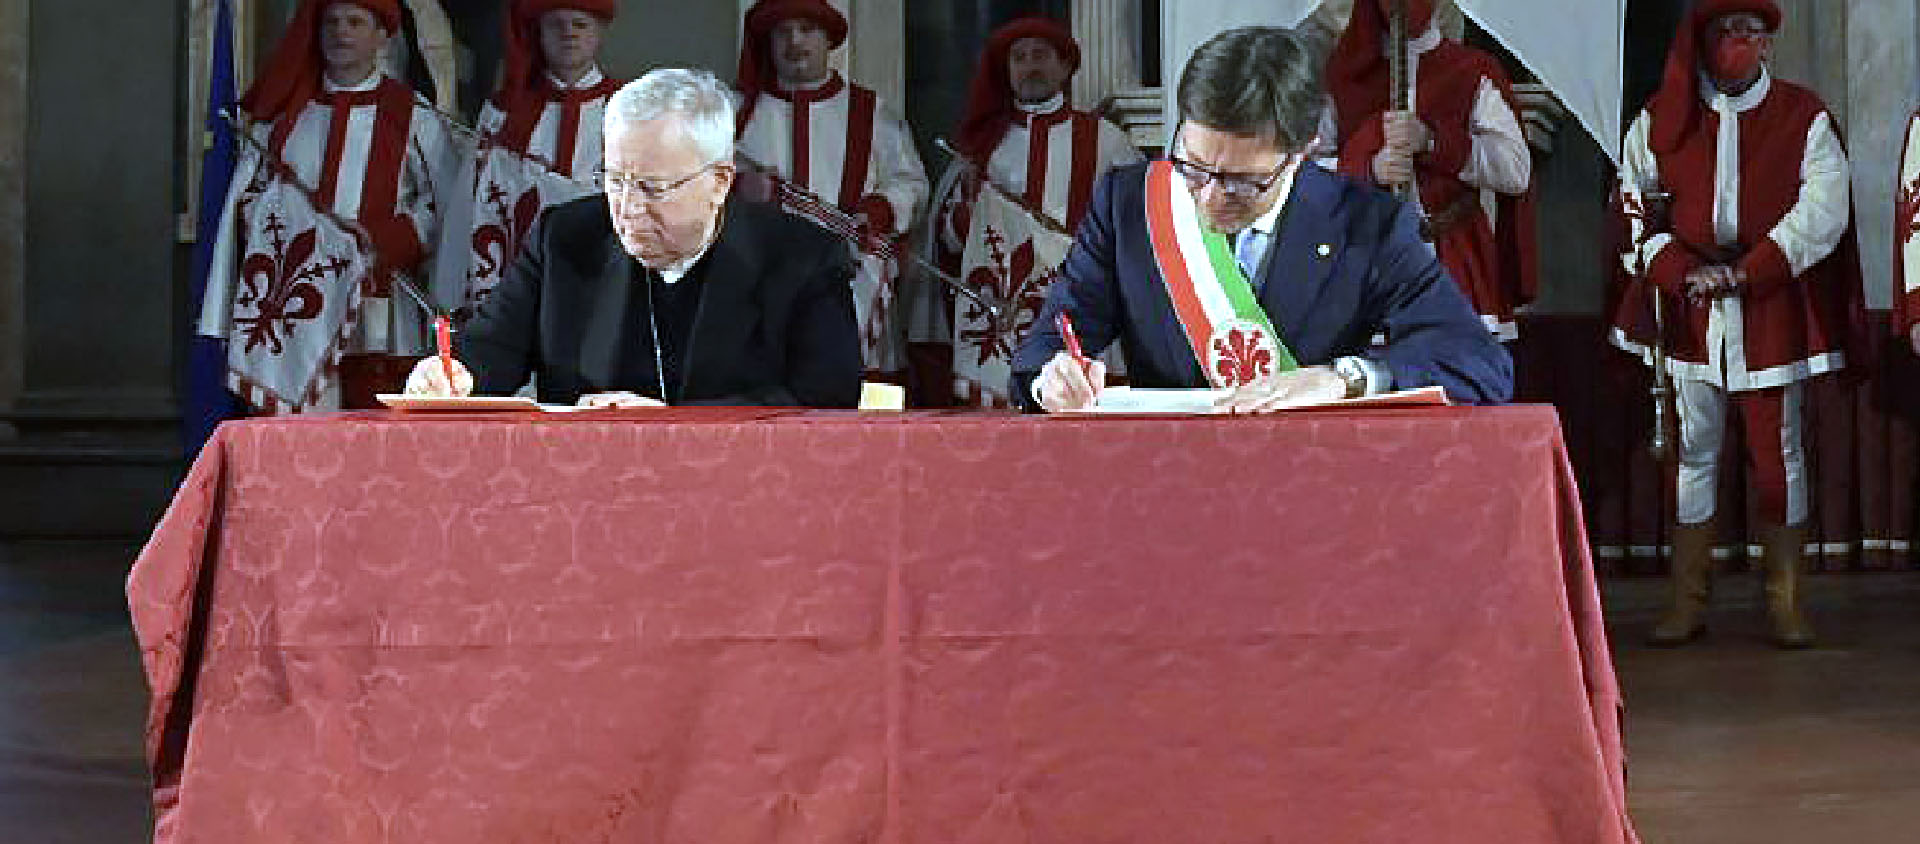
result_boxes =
[1209,322,1276,388]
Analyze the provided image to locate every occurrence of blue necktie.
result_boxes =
[1235,228,1268,289]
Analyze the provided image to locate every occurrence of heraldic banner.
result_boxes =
[224,175,367,413]
[434,140,597,316]
[954,187,1076,407]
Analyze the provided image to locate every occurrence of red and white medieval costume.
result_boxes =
[1324,0,1536,341]
[432,0,620,317]
[908,17,1142,407]
[1611,0,1861,528]
[198,0,449,412]
[734,0,928,379]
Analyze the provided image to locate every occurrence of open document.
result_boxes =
[1085,385,1451,414]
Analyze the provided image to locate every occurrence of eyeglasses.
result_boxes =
[604,162,722,203]
[1168,155,1295,199]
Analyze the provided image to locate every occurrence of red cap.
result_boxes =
[1646,0,1781,155]
[953,17,1081,161]
[1324,0,1438,147]
[238,0,405,127]
[341,0,402,32]
[735,0,849,127]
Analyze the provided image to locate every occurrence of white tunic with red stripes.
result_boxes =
[736,73,928,235]
[737,73,928,374]
[932,94,1142,253]
[198,72,450,411]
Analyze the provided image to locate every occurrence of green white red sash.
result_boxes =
[1143,159,1298,388]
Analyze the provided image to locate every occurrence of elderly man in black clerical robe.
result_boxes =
[406,67,863,408]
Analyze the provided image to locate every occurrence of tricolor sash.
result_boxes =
[1144,160,1298,388]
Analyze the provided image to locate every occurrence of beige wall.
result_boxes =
[1767,0,1919,311]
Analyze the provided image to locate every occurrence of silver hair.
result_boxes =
[604,68,737,164]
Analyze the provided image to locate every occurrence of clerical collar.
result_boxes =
[322,69,384,93]
[1016,92,1067,116]
[1698,67,1772,114]
[547,66,606,91]
[648,216,721,284]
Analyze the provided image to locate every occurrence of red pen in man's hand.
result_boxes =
[434,314,456,391]
[1056,311,1094,379]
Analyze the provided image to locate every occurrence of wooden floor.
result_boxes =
[3,541,1917,843]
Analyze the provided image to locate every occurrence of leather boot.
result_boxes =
[1649,520,1715,646]
[1761,522,1816,649]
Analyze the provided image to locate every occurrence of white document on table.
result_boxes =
[1087,385,1451,414]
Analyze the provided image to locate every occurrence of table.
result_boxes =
[129,406,1636,843]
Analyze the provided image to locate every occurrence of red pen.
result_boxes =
[434,314,456,391]
[1056,311,1093,378]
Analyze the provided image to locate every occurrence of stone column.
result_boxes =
[0,0,24,439]
[1843,0,1917,310]
[1768,0,1848,128]
[844,0,904,108]
[1071,0,1140,111]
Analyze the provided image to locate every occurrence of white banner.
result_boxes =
[1160,0,1624,164]
[1458,0,1624,164]
[433,141,597,315]
[225,177,367,411]
[953,189,1076,407]
[1900,111,1920,298]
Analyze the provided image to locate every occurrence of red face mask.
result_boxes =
[1707,33,1766,84]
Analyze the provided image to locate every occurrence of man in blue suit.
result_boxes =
[1013,27,1511,412]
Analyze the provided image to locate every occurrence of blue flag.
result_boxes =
[184,0,245,459]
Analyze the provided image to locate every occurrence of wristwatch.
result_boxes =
[1333,356,1371,399]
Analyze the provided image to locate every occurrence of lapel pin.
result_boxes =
[1316,243,1333,258]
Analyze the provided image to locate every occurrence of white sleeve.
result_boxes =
[1618,110,1674,275]
[870,105,929,234]
[1458,77,1531,195]
[1767,111,1850,276]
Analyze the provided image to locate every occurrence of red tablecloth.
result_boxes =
[129,406,1636,843]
